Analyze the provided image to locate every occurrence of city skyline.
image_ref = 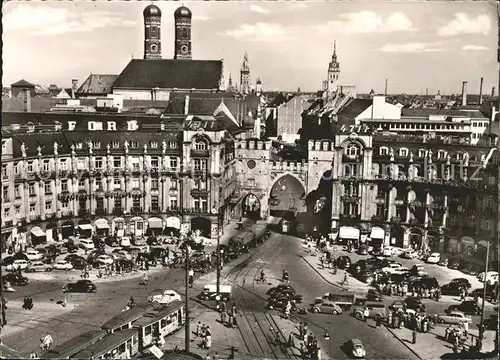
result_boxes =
[2,1,498,94]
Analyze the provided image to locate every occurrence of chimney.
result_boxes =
[492,87,496,97]
[71,78,78,98]
[461,81,467,106]
[479,77,484,105]
[23,88,31,112]
[184,95,190,115]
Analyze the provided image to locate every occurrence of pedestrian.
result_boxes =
[228,310,234,328]
[196,321,202,336]
[205,334,212,349]
[288,333,295,348]
[412,329,417,344]
[303,323,308,340]
[275,330,281,345]
[29,351,38,359]
[213,352,219,360]
[341,272,349,286]
[363,307,369,322]
[220,310,226,325]
[299,322,304,339]
[231,303,237,315]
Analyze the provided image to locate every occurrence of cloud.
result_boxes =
[438,13,491,36]
[462,45,490,51]
[3,4,135,36]
[250,5,271,15]
[314,11,416,34]
[378,42,444,53]
[290,3,308,10]
[221,23,295,42]
[192,15,212,21]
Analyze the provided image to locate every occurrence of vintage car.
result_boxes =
[437,311,472,325]
[310,300,343,315]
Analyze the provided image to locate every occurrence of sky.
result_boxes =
[2,0,498,94]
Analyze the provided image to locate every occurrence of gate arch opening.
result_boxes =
[269,174,306,215]
[191,217,211,238]
[390,226,405,248]
[242,194,261,220]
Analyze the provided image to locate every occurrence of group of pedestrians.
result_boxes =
[218,302,238,328]
[196,322,212,349]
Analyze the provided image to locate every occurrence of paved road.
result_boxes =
[226,234,421,360]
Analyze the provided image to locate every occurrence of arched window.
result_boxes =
[194,139,207,150]
[345,143,360,158]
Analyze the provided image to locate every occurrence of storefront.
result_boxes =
[77,223,93,238]
[46,223,58,243]
[164,216,181,236]
[147,217,163,236]
[30,226,46,247]
[369,227,385,249]
[390,226,405,248]
[61,221,74,240]
[338,226,360,245]
[129,217,144,238]
[409,228,424,250]
[95,219,110,237]
[113,218,125,238]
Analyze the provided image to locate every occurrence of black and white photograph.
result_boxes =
[1,1,499,359]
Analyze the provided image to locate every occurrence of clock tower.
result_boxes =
[143,4,162,60]
[174,6,192,60]
[327,41,340,93]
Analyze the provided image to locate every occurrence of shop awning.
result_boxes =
[30,227,45,237]
[78,224,94,231]
[461,236,475,245]
[339,226,360,240]
[95,222,110,230]
[370,227,385,240]
[166,217,181,229]
[267,216,282,225]
[477,240,490,247]
[148,218,163,229]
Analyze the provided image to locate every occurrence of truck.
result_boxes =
[316,290,366,310]
[199,284,232,302]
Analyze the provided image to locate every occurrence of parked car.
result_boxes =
[79,239,95,251]
[63,242,79,253]
[438,258,449,267]
[450,278,472,289]
[310,300,343,314]
[381,263,406,274]
[267,285,296,297]
[336,256,351,270]
[448,258,460,270]
[274,289,303,303]
[382,247,393,257]
[6,260,29,272]
[147,237,160,246]
[63,280,97,293]
[150,247,167,259]
[417,276,439,290]
[437,311,472,324]
[25,250,43,261]
[401,250,417,259]
[1,256,15,266]
[347,339,366,358]
[3,273,28,286]
[426,253,441,264]
[120,237,131,247]
[409,265,427,277]
[26,261,53,272]
[404,296,426,311]
[478,271,498,284]
[105,236,120,247]
[149,290,182,305]
[441,283,463,296]
[111,250,133,261]
[353,302,387,320]
[95,255,114,265]
[53,260,74,271]
[366,289,383,302]
[446,301,481,315]
[70,257,88,270]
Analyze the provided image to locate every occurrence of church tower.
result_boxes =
[143,4,162,59]
[240,52,251,94]
[174,6,192,60]
[327,41,340,92]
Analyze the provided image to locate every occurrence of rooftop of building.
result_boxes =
[11,79,35,88]
[336,98,372,119]
[113,59,222,90]
[76,74,119,95]
[401,108,487,118]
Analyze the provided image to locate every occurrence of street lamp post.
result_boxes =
[477,241,490,351]
[184,238,191,353]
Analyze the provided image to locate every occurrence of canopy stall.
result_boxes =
[369,227,385,248]
[77,223,93,238]
[30,227,46,247]
[338,227,360,243]
[95,219,110,236]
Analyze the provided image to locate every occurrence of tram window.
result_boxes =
[161,319,167,328]
[119,344,126,353]
[145,325,152,336]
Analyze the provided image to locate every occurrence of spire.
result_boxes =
[334,40,336,55]
[228,73,233,86]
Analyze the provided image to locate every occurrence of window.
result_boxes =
[15,185,22,198]
[2,165,7,178]
[170,180,178,190]
[15,206,21,216]
[194,140,207,150]
[44,182,52,194]
[193,159,207,171]
[486,196,493,208]
[96,179,103,190]
[151,196,159,211]
[75,142,83,149]
[77,158,85,170]
[132,198,141,210]
[345,143,360,158]
[151,158,159,170]
[169,142,177,148]
[95,157,103,169]
[418,149,426,158]
[150,141,158,148]
[113,157,121,168]
[399,148,408,157]
[131,178,140,189]
[170,158,178,169]
[114,198,122,211]
[14,163,20,175]
[61,180,68,192]
[27,162,34,173]
[93,141,101,149]
[376,204,385,217]
[114,178,121,189]
[131,141,138,148]
[437,150,446,159]
[45,202,52,211]
[30,204,36,213]
[379,147,388,156]
[78,179,85,188]
[2,186,9,201]
[151,178,158,189]
[248,179,256,188]
[96,197,104,210]
[196,180,207,190]
[170,198,178,208]
[61,201,69,209]
[132,158,140,169]
[43,160,50,171]
[59,159,68,170]
[193,198,208,212]
[29,184,36,196]
[112,140,119,149]
[144,325,152,336]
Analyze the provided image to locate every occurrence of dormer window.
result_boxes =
[75,142,83,150]
[111,140,119,149]
[150,141,158,148]
[131,141,138,148]
[169,142,177,148]
[194,140,207,150]
[399,148,409,157]
[345,143,360,158]
[437,150,446,159]
[92,141,101,149]
[379,147,388,156]
[418,149,426,158]
[456,152,464,161]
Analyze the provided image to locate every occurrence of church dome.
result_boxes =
[143,4,162,17]
[174,6,192,18]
